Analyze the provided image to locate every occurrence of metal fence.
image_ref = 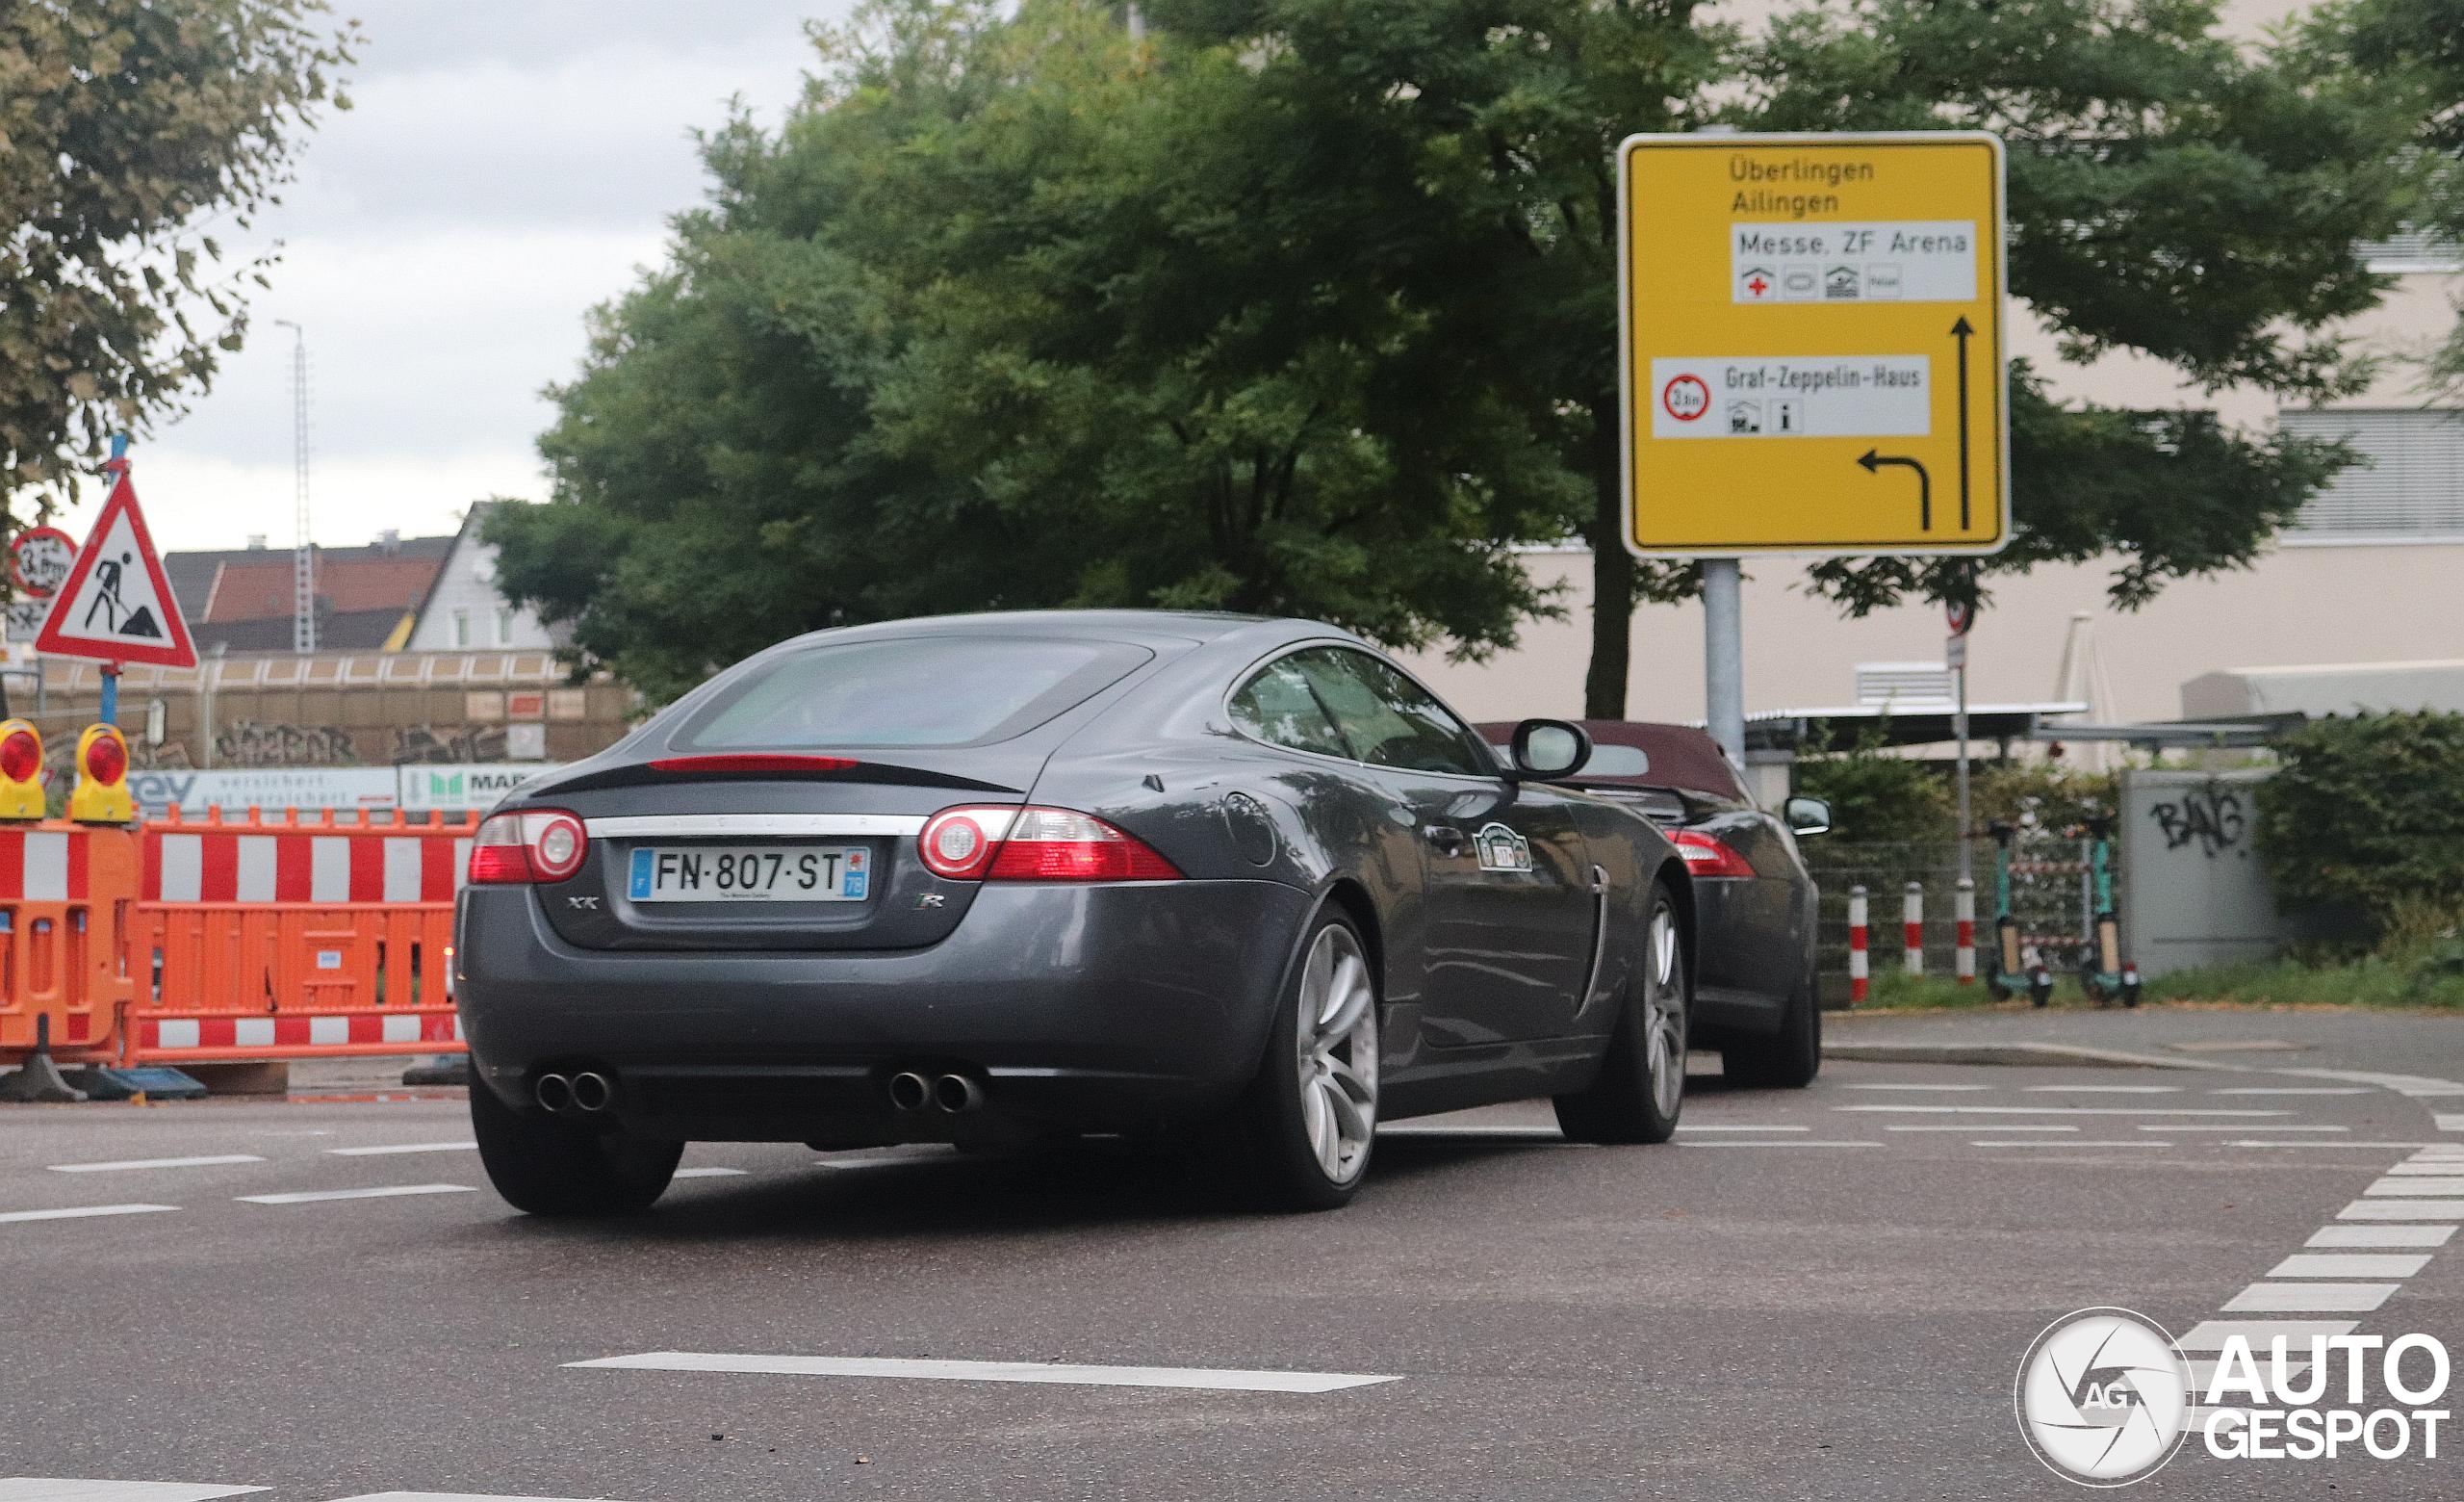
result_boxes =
[1805,835,2116,1003]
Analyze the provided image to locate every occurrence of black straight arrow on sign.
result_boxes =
[1858,450,1933,531]
[1950,316,1974,531]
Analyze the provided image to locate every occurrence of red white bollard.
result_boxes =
[1954,876,1976,984]
[1903,880,1925,977]
[1847,884,1869,1006]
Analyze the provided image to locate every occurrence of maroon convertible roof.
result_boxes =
[1476,719,1747,803]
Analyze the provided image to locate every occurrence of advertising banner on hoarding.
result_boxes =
[131,767,400,818]
[397,764,562,812]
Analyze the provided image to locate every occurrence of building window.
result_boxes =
[2354,228,2462,274]
[451,609,471,648]
[495,607,514,646]
[2279,409,2464,543]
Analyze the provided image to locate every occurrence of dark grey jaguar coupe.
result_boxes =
[455,610,1696,1214]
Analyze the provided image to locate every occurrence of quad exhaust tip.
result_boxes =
[887,1071,932,1112]
[570,1071,615,1113]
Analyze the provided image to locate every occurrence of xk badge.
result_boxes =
[1473,823,1532,874]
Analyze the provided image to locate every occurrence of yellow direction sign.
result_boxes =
[1619,131,2009,557]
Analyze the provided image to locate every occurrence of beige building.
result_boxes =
[1409,6,2461,731]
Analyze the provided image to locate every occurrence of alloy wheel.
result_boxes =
[1642,902,1686,1119]
[1295,923,1378,1184]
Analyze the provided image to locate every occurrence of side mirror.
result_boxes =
[1511,719,1592,780]
[1784,795,1832,837]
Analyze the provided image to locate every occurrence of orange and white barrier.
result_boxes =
[0,821,139,1057]
[1902,881,1925,977]
[144,824,468,904]
[1846,885,1869,1006]
[1954,877,1976,984]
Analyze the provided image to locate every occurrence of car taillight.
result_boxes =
[1671,829,1755,878]
[918,804,1180,883]
[468,809,589,885]
[0,730,39,784]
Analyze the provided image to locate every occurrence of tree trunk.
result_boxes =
[1583,397,1632,719]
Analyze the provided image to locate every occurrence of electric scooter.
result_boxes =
[2074,816,2143,1007]
[1983,822,2056,1006]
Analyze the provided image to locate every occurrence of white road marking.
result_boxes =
[2225,1141,2443,1149]
[236,1184,475,1205]
[0,1484,268,1501]
[2022,1084,2180,1094]
[1839,1083,1990,1092]
[2212,1087,2369,1096]
[2267,1253,2431,1279]
[1886,1125,2075,1132]
[2135,1125,2346,1132]
[327,1141,477,1157]
[2438,1114,2464,1132]
[2222,1282,2399,1313]
[2178,1319,2358,1351]
[1375,1126,1561,1138]
[1677,1140,1882,1148]
[0,1204,178,1225]
[331,1493,623,1501]
[2339,1199,2464,1220]
[1835,1105,2288,1117]
[2381,1160,2464,1175]
[2309,1225,2454,1248]
[2187,1359,2307,1390]
[1673,1125,1810,1133]
[45,1155,264,1174]
[672,1167,750,1178]
[568,1350,1399,1393]
[2414,1143,2464,1156]
[1972,1141,2173,1148]
[2367,1177,2464,1196]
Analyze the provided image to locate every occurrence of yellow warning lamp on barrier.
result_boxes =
[67,722,132,825]
[0,719,42,820]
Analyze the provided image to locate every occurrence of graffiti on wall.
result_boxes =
[2147,783,2248,860]
[389,724,506,765]
[217,720,360,767]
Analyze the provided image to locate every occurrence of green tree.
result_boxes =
[0,1,356,522]
[501,0,2422,712]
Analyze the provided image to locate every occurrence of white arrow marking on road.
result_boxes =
[47,1155,264,1173]
[569,1351,1399,1393]
[0,1204,178,1224]
[236,1184,475,1205]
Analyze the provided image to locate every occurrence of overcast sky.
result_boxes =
[71,0,854,554]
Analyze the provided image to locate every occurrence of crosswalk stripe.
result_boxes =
[2266,1252,2431,1278]
[2368,1177,2464,1196]
[2339,1199,2464,1220]
[2381,1160,2464,1175]
[2178,1319,2358,1351]
[0,1482,267,1501]
[236,1184,475,1205]
[326,1142,477,1157]
[46,1155,264,1174]
[569,1350,1399,1393]
[0,1205,178,1225]
[2307,1224,2453,1248]
[2222,1282,2399,1313]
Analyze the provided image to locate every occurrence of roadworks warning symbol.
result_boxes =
[35,462,200,668]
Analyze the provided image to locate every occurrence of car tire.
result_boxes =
[1226,910,1380,1212]
[470,1075,683,1216]
[1724,971,1821,1090]
[1554,881,1687,1144]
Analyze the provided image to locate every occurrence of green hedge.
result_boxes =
[2258,712,2464,942]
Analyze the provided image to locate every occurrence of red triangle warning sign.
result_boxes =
[35,463,200,668]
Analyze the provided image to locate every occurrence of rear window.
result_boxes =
[673,636,1152,750]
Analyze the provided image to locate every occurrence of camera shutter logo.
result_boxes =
[2015,1308,2194,1486]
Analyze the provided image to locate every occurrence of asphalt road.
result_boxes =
[4,1023,2461,1501]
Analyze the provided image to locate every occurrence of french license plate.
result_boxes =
[627,844,870,903]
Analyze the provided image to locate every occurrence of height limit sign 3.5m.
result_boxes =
[1619,131,2009,557]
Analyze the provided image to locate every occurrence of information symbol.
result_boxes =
[1661,375,1710,422]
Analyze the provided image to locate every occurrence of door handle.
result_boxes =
[1423,825,1468,856]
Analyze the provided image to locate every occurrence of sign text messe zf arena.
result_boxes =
[1619,132,2010,557]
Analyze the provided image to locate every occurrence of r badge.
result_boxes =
[1473,822,1533,873]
